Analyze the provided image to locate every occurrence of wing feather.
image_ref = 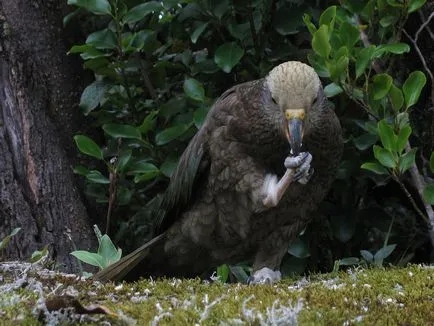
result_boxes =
[154,87,237,232]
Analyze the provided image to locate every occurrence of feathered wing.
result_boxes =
[154,86,239,233]
[154,127,210,233]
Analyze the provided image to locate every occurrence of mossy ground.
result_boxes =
[0,262,432,325]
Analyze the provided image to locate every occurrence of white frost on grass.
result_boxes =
[151,312,173,326]
[321,278,345,290]
[199,295,228,322]
[228,295,303,325]
[287,277,309,291]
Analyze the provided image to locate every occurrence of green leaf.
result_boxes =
[372,74,393,100]
[329,53,349,82]
[389,84,404,111]
[134,169,160,183]
[386,0,404,7]
[79,80,107,115]
[191,22,209,44]
[193,107,209,128]
[80,47,110,60]
[229,265,249,283]
[399,148,417,173]
[396,126,411,153]
[63,8,80,27]
[183,78,205,102]
[93,224,103,244]
[360,250,374,263]
[214,42,244,73]
[103,123,141,140]
[379,15,398,27]
[423,184,434,204]
[354,133,377,150]
[128,161,158,174]
[324,83,343,97]
[30,246,49,263]
[374,244,396,265]
[124,1,161,24]
[73,165,90,176]
[117,150,132,172]
[355,46,375,78]
[338,257,360,266]
[216,264,230,283]
[397,112,410,130]
[339,21,360,48]
[0,228,21,250]
[67,0,111,15]
[361,162,389,175]
[430,152,434,173]
[319,6,336,32]
[373,145,396,168]
[98,235,122,267]
[374,43,410,57]
[408,0,426,13]
[68,44,94,54]
[302,13,317,35]
[70,251,105,268]
[86,170,110,184]
[160,155,179,178]
[403,71,427,109]
[378,120,396,152]
[156,124,191,145]
[138,111,158,134]
[86,29,117,49]
[288,237,310,259]
[312,25,331,58]
[74,135,103,160]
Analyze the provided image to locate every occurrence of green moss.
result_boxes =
[0,264,433,325]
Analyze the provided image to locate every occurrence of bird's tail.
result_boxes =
[92,232,167,282]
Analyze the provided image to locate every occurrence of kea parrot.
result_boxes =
[94,61,343,284]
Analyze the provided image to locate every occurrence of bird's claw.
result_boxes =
[247,267,282,284]
[284,152,314,185]
[284,152,310,169]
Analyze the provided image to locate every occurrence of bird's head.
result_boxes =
[265,61,322,156]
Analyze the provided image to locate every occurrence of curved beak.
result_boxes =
[285,109,305,156]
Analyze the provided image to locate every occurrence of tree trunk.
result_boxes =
[0,0,96,272]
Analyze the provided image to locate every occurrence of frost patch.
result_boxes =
[321,278,345,290]
[225,295,303,325]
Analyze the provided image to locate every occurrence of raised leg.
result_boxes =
[262,152,313,207]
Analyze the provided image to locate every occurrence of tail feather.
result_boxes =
[92,232,166,282]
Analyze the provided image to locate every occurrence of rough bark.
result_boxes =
[0,0,96,272]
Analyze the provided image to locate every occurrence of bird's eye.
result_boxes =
[271,97,278,105]
[312,97,318,105]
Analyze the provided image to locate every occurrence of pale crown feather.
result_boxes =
[266,61,321,110]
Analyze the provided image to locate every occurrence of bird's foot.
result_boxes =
[284,152,314,184]
[247,267,281,284]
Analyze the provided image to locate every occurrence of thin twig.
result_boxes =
[418,10,434,40]
[402,30,434,84]
[393,174,428,223]
[405,144,434,229]
[415,10,434,41]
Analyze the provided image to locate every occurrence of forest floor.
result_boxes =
[0,262,433,325]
